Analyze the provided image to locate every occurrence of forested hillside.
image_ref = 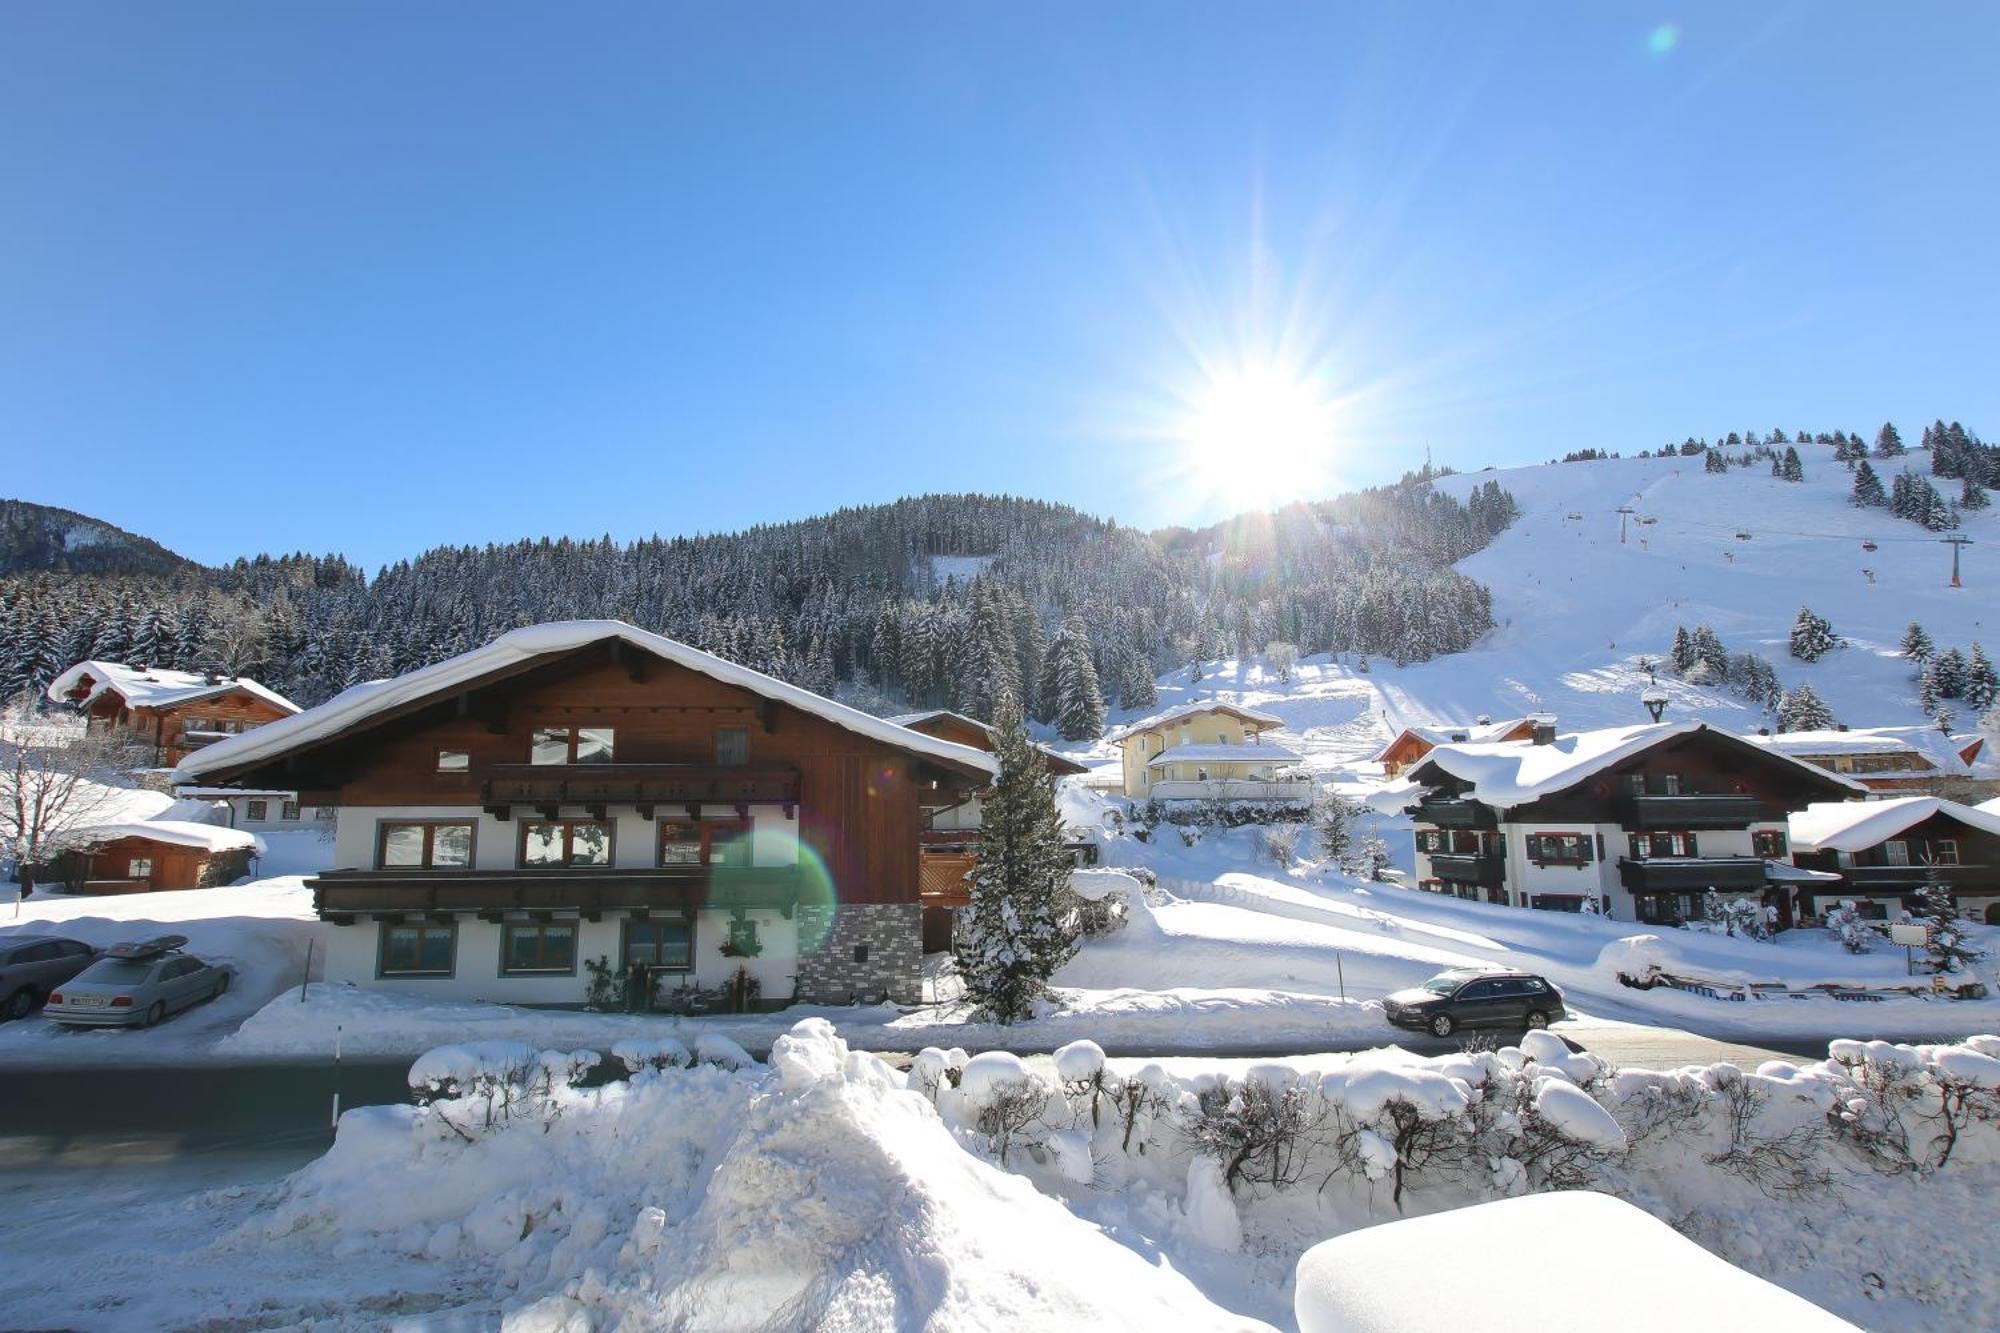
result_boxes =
[0,500,196,578]
[0,478,1514,717]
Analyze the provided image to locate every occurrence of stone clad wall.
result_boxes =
[794,902,922,1005]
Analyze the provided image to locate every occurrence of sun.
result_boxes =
[1179,364,1340,510]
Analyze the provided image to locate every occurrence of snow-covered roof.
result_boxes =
[174,621,998,784]
[1789,796,2000,854]
[72,819,265,855]
[1980,796,2000,818]
[173,786,299,799]
[1742,725,1972,776]
[1408,721,1866,810]
[1373,716,1530,760]
[886,709,1090,774]
[46,660,300,716]
[1104,700,1284,744]
[1146,741,1303,768]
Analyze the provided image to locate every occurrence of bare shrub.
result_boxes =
[1184,1075,1322,1194]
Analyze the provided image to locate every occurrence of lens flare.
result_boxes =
[1648,23,1679,57]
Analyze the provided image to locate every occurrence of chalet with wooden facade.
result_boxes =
[1108,700,1306,802]
[55,819,263,894]
[1789,797,2000,924]
[1741,724,1989,796]
[47,660,300,768]
[889,708,1093,952]
[173,622,996,1007]
[1374,716,1536,779]
[1384,721,1865,926]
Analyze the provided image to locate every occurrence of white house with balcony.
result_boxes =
[1107,700,1308,802]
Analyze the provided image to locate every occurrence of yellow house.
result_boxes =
[1106,701,1306,801]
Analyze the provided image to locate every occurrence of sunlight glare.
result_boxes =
[1180,364,1340,510]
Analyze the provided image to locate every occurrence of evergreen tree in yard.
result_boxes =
[1778,683,1835,732]
[1964,644,1998,713]
[1931,646,1969,699]
[1787,607,1839,662]
[1915,874,1983,975]
[1850,459,1887,507]
[1900,621,1934,669]
[1874,421,1906,457]
[1313,785,1355,865]
[1047,615,1106,741]
[954,693,1079,1023]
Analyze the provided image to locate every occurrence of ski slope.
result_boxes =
[1071,442,1996,774]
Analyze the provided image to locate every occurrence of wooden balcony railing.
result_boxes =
[1429,851,1505,888]
[309,865,801,919]
[1624,794,1764,829]
[479,762,799,813]
[1616,856,1768,893]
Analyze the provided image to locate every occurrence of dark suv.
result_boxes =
[1383,969,1566,1038]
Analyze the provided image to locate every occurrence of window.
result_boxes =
[1883,840,1911,867]
[380,921,455,977]
[707,820,753,867]
[281,801,300,822]
[314,805,335,821]
[128,857,153,879]
[624,918,692,971]
[520,820,614,867]
[501,921,577,974]
[1752,829,1788,858]
[530,727,615,765]
[716,727,749,767]
[1630,831,1697,859]
[1625,774,1645,796]
[1526,833,1591,864]
[378,821,475,869]
[658,823,705,865]
[437,750,470,773]
[246,799,268,821]
[1934,839,1960,867]
[1660,774,1683,796]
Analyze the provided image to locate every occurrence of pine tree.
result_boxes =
[1777,683,1835,732]
[1850,459,1888,507]
[1787,607,1839,663]
[1313,786,1355,866]
[1118,646,1157,709]
[1960,473,1990,511]
[1048,615,1105,741]
[1668,625,1695,675]
[1780,446,1804,482]
[954,694,1079,1022]
[1914,874,1983,975]
[1900,621,1934,669]
[1931,646,1969,699]
[1918,668,1940,718]
[1874,421,1905,457]
[1963,644,1997,712]
[1690,624,1729,679]
[1704,448,1728,474]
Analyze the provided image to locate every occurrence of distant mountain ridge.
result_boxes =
[0,499,197,577]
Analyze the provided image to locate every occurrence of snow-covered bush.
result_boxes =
[1827,1039,2000,1172]
[1824,901,1875,953]
[955,1051,1052,1164]
[406,1042,600,1134]
[1184,1065,1322,1194]
[611,1036,692,1075]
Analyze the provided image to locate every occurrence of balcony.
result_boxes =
[1147,778,1312,802]
[1625,794,1763,829]
[1835,864,1985,893]
[1617,856,1768,893]
[1413,797,1497,829]
[1429,851,1505,888]
[479,763,799,815]
[310,865,802,919]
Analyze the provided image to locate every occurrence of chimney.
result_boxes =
[1528,713,1557,745]
[1475,714,1491,726]
[1448,730,1468,743]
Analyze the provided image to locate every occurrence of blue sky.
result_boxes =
[4,4,1996,569]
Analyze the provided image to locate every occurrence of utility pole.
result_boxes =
[1943,534,1973,588]
[1616,505,1635,545]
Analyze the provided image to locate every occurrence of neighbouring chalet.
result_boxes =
[1374,716,1536,779]
[889,708,1094,952]
[1789,797,2000,924]
[1108,700,1307,802]
[173,786,337,833]
[54,818,263,894]
[1383,720,1866,927]
[47,660,301,768]
[172,622,997,1007]
[1742,725,1996,798]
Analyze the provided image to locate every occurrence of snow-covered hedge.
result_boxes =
[255,1023,2000,1329]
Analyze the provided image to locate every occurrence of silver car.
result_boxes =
[45,935,231,1028]
[0,935,103,1020]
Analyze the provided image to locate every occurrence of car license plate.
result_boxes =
[68,995,109,1008]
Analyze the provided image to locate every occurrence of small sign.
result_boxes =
[1888,923,1929,947]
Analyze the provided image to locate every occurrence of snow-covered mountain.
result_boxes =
[1086,442,1996,768]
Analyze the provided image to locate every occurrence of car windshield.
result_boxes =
[1420,974,1467,995]
[83,959,157,985]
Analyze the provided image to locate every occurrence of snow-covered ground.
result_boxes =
[7,1019,1995,1329]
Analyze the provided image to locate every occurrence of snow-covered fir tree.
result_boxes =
[1930,646,1969,699]
[1900,621,1935,669]
[1668,625,1695,675]
[1703,447,1728,474]
[1963,644,1996,712]
[1912,875,1983,975]
[1779,446,1804,482]
[1787,607,1840,663]
[1874,421,1906,457]
[1043,615,1106,741]
[1850,459,1887,507]
[1778,683,1835,732]
[953,693,1079,1022]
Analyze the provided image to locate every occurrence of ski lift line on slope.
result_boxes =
[1634,515,1969,546]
